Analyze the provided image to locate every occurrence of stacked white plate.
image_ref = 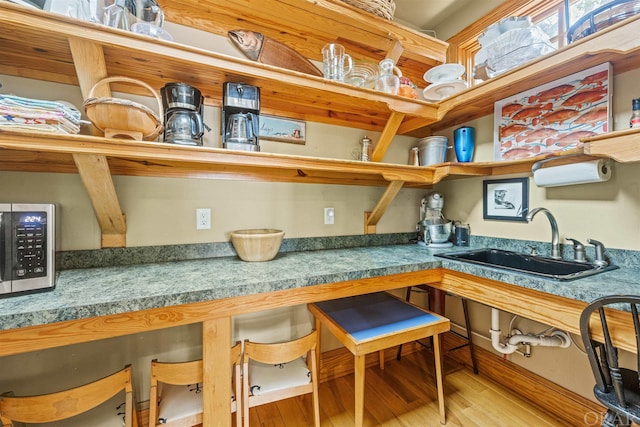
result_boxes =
[421,64,469,102]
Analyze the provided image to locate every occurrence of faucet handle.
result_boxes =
[526,245,539,256]
[587,238,608,267]
[565,238,587,263]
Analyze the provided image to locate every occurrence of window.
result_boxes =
[447,0,622,85]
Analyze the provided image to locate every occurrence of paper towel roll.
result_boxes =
[533,160,611,187]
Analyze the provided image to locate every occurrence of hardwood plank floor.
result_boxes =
[246,349,567,426]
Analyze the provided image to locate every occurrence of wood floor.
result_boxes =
[245,349,567,427]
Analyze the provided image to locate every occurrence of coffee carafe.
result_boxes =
[161,83,204,146]
[226,113,257,144]
[222,82,260,151]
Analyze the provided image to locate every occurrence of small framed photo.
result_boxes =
[259,115,306,145]
[483,177,529,221]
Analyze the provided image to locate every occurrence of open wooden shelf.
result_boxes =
[0,2,442,139]
[584,128,640,162]
[420,13,640,134]
[1,2,638,246]
[160,0,448,87]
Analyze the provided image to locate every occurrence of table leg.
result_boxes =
[354,354,366,427]
[433,332,446,425]
[315,317,322,370]
[203,317,232,427]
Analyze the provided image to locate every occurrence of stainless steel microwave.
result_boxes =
[0,203,55,296]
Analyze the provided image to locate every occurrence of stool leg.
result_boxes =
[461,297,479,375]
[396,286,413,360]
[433,332,446,425]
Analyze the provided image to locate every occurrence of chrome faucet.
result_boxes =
[526,207,561,259]
[587,238,609,267]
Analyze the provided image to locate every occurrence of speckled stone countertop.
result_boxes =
[1,234,639,331]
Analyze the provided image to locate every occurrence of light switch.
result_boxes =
[324,207,335,225]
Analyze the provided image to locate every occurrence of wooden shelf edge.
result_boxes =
[427,14,640,132]
[430,147,595,183]
[583,128,640,162]
[0,2,440,135]
[0,130,436,184]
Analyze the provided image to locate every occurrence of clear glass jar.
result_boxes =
[375,58,401,95]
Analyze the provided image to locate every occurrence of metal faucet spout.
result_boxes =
[526,207,561,259]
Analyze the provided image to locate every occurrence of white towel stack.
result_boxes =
[0,94,83,134]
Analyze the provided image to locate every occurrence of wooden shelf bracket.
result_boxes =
[364,180,405,234]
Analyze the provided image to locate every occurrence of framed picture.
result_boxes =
[494,62,612,161]
[483,177,529,221]
[259,115,306,145]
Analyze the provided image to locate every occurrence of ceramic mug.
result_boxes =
[322,43,353,82]
[454,126,475,163]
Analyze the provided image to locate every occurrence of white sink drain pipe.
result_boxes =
[490,308,571,355]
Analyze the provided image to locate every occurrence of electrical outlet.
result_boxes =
[196,208,211,230]
[324,207,335,225]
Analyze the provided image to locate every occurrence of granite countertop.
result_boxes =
[1,239,639,331]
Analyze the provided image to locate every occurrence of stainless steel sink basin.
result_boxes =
[435,248,618,281]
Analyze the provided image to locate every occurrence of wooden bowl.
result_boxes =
[230,229,285,262]
[84,76,163,140]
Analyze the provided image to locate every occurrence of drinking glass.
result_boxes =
[322,43,353,82]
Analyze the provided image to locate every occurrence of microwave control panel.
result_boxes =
[12,211,48,280]
[0,203,55,296]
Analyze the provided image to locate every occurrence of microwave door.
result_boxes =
[0,204,11,295]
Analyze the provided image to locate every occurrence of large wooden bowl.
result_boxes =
[84,76,163,141]
[230,229,285,262]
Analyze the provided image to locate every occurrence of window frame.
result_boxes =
[447,0,567,85]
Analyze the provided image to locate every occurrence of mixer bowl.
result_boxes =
[427,222,452,243]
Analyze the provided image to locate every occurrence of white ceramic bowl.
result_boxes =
[230,229,284,262]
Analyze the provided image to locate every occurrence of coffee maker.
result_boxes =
[161,83,204,146]
[417,192,453,248]
[222,82,260,151]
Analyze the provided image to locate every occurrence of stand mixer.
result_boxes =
[418,192,453,248]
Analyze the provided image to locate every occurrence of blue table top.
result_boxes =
[312,292,443,342]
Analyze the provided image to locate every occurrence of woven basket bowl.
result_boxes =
[341,0,396,20]
[230,229,285,262]
[84,76,163,141]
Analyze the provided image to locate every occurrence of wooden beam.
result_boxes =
[371,111,405,162]
[68,37,109,99]
[385,40,404,63]
[364,180,404,234]
[73,154,126,248]
[68,37,127,248]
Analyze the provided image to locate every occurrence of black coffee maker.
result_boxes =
[161,83,204,146]
[222,82,260,151]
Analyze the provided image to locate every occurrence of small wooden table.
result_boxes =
[308,291,450,426]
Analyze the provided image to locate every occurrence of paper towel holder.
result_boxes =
[532,157,612,187]
[531,154,588,173]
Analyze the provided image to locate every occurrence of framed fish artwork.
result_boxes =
[494,62,612,161]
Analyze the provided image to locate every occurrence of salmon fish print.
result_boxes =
[494,62,611,161]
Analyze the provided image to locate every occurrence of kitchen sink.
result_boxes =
[434,248,618,281]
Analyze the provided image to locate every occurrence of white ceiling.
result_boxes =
[393,0,475,29]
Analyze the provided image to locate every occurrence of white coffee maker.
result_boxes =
[418,192,453,248]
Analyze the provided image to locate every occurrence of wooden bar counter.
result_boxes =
[1,242,638,426]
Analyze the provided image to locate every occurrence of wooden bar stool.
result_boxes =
[148,342,243,427]
[309,292,450,426]
[397,285,478,374]
[0,365,136,427]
